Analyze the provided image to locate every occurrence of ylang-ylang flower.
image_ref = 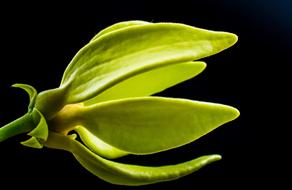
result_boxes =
[0,21,239,186]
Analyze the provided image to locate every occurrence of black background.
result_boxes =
[0,0,289,189]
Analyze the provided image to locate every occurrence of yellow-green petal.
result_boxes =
[75,126,128,159]
[21,136,43,149]
[28,108,48,141]
[20,108,48,149]
[55,97,239,154]
[61,22,237,104]
[12,83,37,111]
[84,61,206,105]
[90,20,150,41]
[35,21,237,118]
[45,132,222,186]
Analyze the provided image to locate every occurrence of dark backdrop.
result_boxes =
[0,0,289,189]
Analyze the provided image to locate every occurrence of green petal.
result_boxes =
[75,126,128,159]
[90,20,150,41]
[45,132,221,186]
[20,108,48,149]
[35,22,237,118]
[84,61,206,105]
[74,149,221,186]
[28,108,48,141]
[61,22,237,104]
[12,83,37,111]
[21,136,43,149]
[71,97,239,154]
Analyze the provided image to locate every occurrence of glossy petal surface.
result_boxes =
[72,97,240,154]
[61,22,237,104]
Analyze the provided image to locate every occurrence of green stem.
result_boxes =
[0,113,35,142]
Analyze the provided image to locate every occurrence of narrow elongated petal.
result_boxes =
[75,126,128,159]
[90,20,150,41]
[12,83,37,110]
[74,149,221,186]
[45,132,221,186]
[65,97,239,154]
[12,84,37,102]
[84,61,206,105]
[61,22,237,104]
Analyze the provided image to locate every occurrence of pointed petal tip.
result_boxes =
[200,154,222,165]
[224,32,238,46]
[21,137,43,149]
[189,61,207,73]
[229,33,238,46]
[196,61,207,69]
[209,154,222,161]
[11,83,18,88]
[217,31,238,49]
[223,104,240,122]
[11,83,27,89]
[230,106,240,120]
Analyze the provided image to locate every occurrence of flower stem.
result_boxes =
[0,113,35,142]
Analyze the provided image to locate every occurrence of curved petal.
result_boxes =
[36,22,237,118]
[61,22,237,104]
[45,132,221,186]
[90,20,150,41]
[12,83,37,110]
[75,126,128,159]
[83,61,206,105]
[21,136,43,149]
[51,97,239,154]
[21,108,48,149]
[28,108,48,141]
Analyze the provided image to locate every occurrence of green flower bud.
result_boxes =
[0,21,239,186]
